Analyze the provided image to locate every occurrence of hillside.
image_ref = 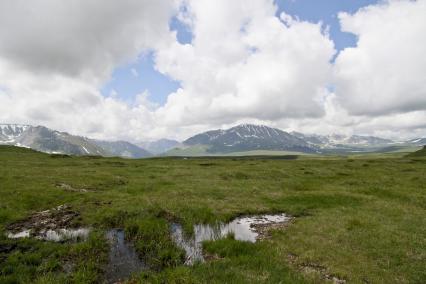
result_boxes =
[183,124,317,154]
[92,140,151,158]
[171,124,407,155]
[407,146,426,157]
[0,124,150,158]
[139,139,180,154]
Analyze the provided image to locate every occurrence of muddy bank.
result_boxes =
[105,229,146,283]
[56,182,89,193]
[6,205,89,242]
[171,213,292,265]
[287,253,346,284]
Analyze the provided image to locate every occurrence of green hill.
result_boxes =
[407,145,426,157]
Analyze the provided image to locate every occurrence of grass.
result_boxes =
[407,146,426,157]
[0,145,425,283]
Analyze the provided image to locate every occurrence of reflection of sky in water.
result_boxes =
[171,214,291,265]
[105,229,146,283]
[7,228,90,242]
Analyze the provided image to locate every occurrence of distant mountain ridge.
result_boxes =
[170,124,425,155]
[91,140,151,158]
[139,139,180,154]
[291,132,394,148]
[406,138,426,145]
[0,124,151,158]
[2,123,425,157]
[183,124,316,153]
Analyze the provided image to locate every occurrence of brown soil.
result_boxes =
[56,183,89,193]
[287,253,346,284]
[251,217,294,241]
[7,204,81,235]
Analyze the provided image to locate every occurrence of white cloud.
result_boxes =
[0,0,176,82]
[0,0,177,141]
[334,0,426,116]
[155,0,335,127]
[0,0,426,142]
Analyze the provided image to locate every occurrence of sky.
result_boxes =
[0,0,425,142]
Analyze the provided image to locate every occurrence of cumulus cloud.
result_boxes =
[0,0,176,82]
[0,0,425,142]
[0,0,177,140]
[155,0,335,126]
[334,0,426,116]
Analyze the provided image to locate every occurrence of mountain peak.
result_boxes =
[183,124,314,153]
[233,123,271,130]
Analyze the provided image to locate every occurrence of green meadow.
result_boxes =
[0,145,425,283]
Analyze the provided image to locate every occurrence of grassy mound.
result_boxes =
[407,145,426,157]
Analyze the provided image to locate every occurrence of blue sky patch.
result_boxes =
[101,52,181,106]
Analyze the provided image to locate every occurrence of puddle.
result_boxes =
[7,228,90,242]
[171,214,291,265]
[105,229,146,283]
[6,205,89,242]
[7,230,31,239]
[36,228,90,242]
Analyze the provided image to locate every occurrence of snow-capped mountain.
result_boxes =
[2,123,423,157]
[174,124,412,155]
[183,124,317,153]
[292,132,394,148]
[0,124,151,158]
[406,138,426,146]
[0,124,31,143]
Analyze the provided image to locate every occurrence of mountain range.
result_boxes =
[1,123,425,157]
[139,139,180,154]
[183,124,316,153]
[0,124,150,158]
[167,124,424,156]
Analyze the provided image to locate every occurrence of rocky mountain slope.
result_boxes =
[91,140,151,158]
[0,124,150,158]
[291,132,394,148]
[171,124,424,155]
[183,124,317,153]
[2,123,424,157]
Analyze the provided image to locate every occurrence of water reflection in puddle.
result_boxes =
[105,229,146,284]
[171,214,291,265]
[7,228,90,242]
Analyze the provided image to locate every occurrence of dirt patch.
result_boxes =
[287,253,346,284]
[252,218,294,241]
[203,252,224,262]
[56,183,89,193]
[6,205,89,242]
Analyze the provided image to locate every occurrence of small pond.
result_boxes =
[105,229,146,283]
[171,214,291,265]
[7,228,90,242]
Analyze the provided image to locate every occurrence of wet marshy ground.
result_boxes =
[5,205,90,242]
[5,209,292,281]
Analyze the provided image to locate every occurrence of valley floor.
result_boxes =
[0,146,425,283]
